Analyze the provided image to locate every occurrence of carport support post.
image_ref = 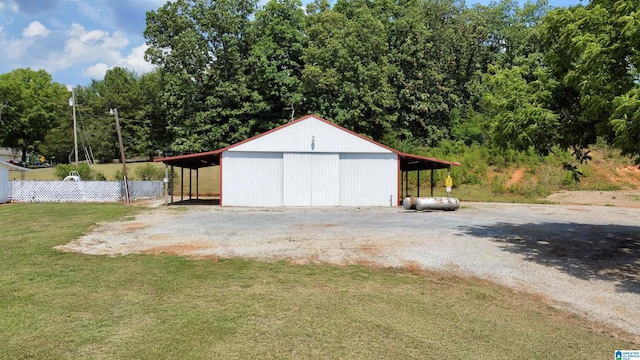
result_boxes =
[189,168,192,200]
[400,170,404,199]
[171,165,174,204]
[417,170,420,197]
[196,169,199,200]
[181,167,184,202]
[430,169,434,197]
[447,167,451,198]
[404,171,408,198]
[164,164,168,206]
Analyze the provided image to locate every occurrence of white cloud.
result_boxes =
[43,23,129,73]
[1,1,19,12]
[76,1,106,28]
[76,0,168,34]
[83,62,110,79]
[119,43,155,74]
[81,43,156,80]
[22,21,50,38]
[0,1,158,85]
[0,26,32,61]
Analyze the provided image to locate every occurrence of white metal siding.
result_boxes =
[283,153,340,206]
[220,116,400,207]
[222,152,397,207]
[283,153,311,206]
[222,152,283,207]
[0,167,7,203]
[311,154,340,206]
[229,116,393,154]
[340,153,398,206]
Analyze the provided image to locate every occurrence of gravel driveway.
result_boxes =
[57,202,640,336]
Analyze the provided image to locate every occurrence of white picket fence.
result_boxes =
[8,180,163,203]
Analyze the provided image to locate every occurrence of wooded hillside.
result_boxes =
[1,0,638,170]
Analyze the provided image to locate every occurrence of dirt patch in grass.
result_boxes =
[120,222,149,232]
[359,243,384,256]
[141,242,210,256]
[401,260,424,275]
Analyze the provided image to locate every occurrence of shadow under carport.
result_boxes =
[168,198,220,206]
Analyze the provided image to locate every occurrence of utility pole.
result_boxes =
[71,89,78,165]
[111,108,130,203]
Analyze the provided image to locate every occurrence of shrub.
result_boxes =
[561,171,578,188]
[135,163,165,181]
[54,163,94,180]
[113,169,124,181]
[491,176,506,194]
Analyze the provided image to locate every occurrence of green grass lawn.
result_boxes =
[0,203,636,359]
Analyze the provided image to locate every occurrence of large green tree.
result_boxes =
[542,0,640,161]
[73,82,117,163]
[482,64,559,155]
[478,0,557,153]
[302,1,396,141]
[145,0,261,153]
[45,68,170,163]
[137,69,171,159]
[144,0,640,160]
[383,0,499,147]
[0,68,69,162]
[53,68,143,164]
[247,0,307,130]
[99,67,145,159]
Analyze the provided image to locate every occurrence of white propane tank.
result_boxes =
[403,197,460,211]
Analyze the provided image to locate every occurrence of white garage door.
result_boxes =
[340,153,398,206]
[222,152,283,206]
[223,151,396,207]
[283,153,340,206]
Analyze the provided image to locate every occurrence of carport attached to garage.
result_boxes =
[156,115,459,206]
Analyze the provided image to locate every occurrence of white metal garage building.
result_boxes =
[157,115,459,207]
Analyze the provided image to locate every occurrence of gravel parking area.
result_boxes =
[57,202,640,336]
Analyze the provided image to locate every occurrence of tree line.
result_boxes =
[0,0,638,166]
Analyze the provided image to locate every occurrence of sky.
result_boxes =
[0,0,586,90]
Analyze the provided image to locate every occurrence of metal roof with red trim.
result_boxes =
[155,115,460,171]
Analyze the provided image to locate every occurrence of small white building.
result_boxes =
[0,160,31,204]
[157,115,459,207]
[0,147,26,164]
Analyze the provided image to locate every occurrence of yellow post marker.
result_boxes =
[445,174,453,197]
